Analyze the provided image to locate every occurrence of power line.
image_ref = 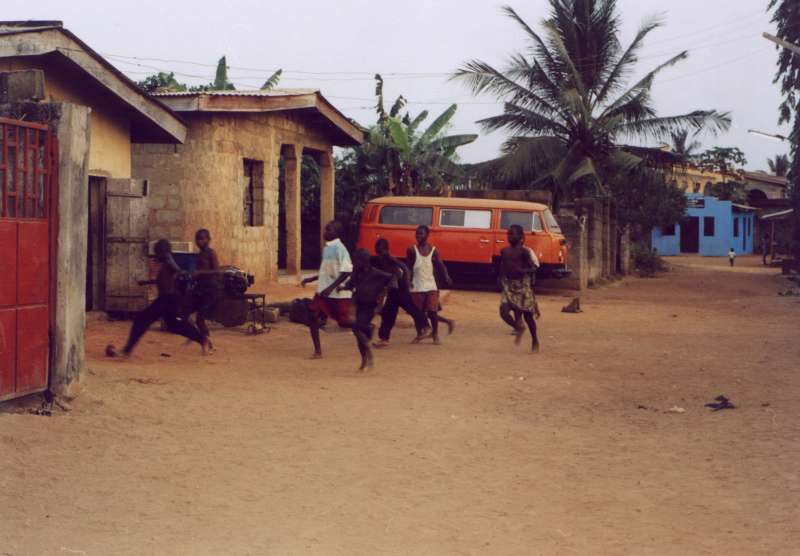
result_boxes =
[89,11,777,80]
[658,47,771,84]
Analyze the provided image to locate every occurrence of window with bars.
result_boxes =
[243,158,264,227]
[0,120,51,219]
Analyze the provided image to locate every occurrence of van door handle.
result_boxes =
[495,240,504,243]
[479,239,490,244]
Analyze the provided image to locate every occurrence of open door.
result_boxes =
[104,179,150,313]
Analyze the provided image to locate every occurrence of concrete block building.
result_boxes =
[132,90,363,286]
[652,194,757,257]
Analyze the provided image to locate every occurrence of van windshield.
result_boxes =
[543,209,561,233]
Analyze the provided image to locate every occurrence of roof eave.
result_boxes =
[0,26,186,143]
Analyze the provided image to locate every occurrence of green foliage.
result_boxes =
[261,69,283,91]
[334,149,390,219]
[696,147,747,175]
[189,56,236,92]
[453,0,730,209]
[708,181,747,203]
[768,0,800,259]
[609,166,687,234]
[632,244,667,277]
[336,75,477,205]
[670,129,702,160]
[768,153,790,177]
[136,72,187,93]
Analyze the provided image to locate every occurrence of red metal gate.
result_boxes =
[0,117,57,402]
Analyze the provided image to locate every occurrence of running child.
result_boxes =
[300,220,354,358]
[500,237,541,334]
[498,224,540,352]
[728,247,736,267]
[406,225,455,345]
[373,238,431,347]
[191,228,221,349]
[339,249,394,370]
[106,239,209,358]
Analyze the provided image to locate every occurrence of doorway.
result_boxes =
[86,176,106,311]
[680,216,700,253]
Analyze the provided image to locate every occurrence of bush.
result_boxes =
[633,245,667,277]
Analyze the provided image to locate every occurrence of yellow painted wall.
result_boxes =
[0,57,132,178]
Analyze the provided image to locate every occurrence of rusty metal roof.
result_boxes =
[153,89,318,97]
[154,88,364,146]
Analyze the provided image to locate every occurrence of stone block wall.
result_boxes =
[549,197,631,291]
[132,112,334,286]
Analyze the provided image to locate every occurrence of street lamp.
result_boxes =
[748,129,789,142]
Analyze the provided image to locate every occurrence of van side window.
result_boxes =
[543,209,561,232]
[500,211,543,232]
[440,209,491,229]
[379,206,433,226]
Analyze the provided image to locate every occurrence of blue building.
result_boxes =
[652,195,757,257]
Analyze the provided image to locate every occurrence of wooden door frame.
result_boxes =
[86,176,107,311]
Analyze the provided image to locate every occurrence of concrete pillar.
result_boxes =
[602,197,612,279]
[609,201,618,275]
[558,214,588,291]
[53,103,91,398]
[318,150,335,250]
[576,198,602,284]
[619,225,632,275]
[281,144,302,275]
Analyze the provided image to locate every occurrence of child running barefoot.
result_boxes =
[190,228,221,351]
[500,242,540,334]
[300,220,354,358]
[106,239,209,358]
[407,225,455,345]
[340,249,394,370]
[373,238,431,347]
[498,225,540,353]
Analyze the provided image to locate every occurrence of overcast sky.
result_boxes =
[4,0,792,171]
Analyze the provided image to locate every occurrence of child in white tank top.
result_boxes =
[406,225,456,345]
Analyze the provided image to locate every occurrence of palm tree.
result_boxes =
[453,0,730,209]
[767,154,790,177]
[670,130,702,161]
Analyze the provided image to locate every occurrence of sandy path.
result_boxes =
[1,256,799,555]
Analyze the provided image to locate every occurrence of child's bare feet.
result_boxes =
[514,327,524,346]
[105,344,130,359]
[358,350,374,371]
[445,320,455,335]
[311,351,323,359]
[373,339,390,348]
[531,340,540,353]
[432,336,441,345]
[201,339,214,355]
[415,326,432,341]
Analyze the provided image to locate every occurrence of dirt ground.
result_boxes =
[1,255,799,555]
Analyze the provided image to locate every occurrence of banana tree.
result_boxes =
[386,104,478,195]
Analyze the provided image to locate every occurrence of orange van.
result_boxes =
[357,196,570,279]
